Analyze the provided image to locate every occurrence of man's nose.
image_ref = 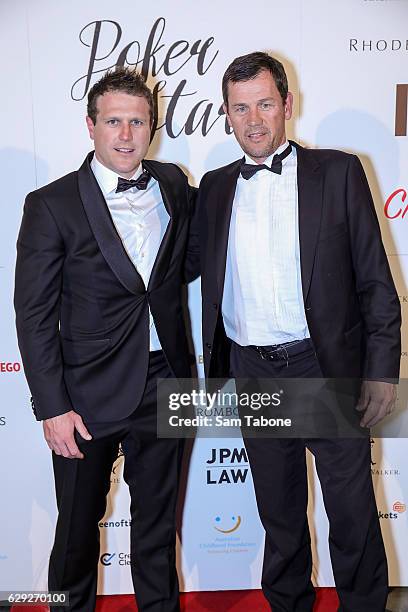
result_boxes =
[119,123,132,141]
[247,107,262,125]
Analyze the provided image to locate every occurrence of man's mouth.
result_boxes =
[114,148,135,154]
[247,131,267,140]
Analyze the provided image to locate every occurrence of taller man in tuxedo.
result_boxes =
[191,52,401,611]
[14,67,195,612]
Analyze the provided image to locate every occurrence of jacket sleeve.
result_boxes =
[14,191,74,420]
[346,155,401,380]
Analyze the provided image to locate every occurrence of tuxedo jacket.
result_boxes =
[190,141,401,380]
[14,153,194,425]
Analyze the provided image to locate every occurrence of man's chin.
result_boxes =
[242,143,273,161]
[243,150,272,163]
[112,163,140,177]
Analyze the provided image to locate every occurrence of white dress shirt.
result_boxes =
[222,142,310,346]
[91,155,169,351]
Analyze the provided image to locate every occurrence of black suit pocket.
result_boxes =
[60,337,111,366]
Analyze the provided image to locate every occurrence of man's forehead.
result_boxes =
[96,91,148,110]
[230,95,275,106]
[227,73,278,97]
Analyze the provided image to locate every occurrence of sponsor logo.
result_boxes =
[100,552,116,566]
[349,39,408,52]
[393,501,406,513]
[199,515,257,555]
[0,417,6,427]
[72,18,228,140]
[206,447,249,485]
[99,518,131,529]
[384,188,407,219]
[0,362,21,373]
[395,84,408,136]
[214,515,242,534]
[100,552,130,566]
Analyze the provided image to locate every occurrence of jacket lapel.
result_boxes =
[291,141,323,303]
[142,159,178,291]
[213,159,242,297]
[77,153,146,295]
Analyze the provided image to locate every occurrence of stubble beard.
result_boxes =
[241,131,280,163]
[243,142,275,163]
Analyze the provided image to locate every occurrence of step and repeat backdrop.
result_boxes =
[1,0,407,594]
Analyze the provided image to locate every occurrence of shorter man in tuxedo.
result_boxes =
[191,52,401,611]
[15,67,195,611]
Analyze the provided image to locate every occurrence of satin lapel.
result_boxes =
[292,141,323,303]
[214,159,242,297]
[143,159,178,292]
[77,153,146,295]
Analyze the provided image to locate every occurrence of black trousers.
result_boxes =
[230,341,388,612]
[48,351,183,612]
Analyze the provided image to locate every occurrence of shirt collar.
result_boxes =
[90,153,144,196]
[244,140,291,167]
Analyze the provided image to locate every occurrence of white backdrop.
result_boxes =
[0,0,407,594]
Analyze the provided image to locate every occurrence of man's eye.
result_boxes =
[131,119,143,126]
[235,107,246,114]
[106,119,118,125]
[260,103,272,110]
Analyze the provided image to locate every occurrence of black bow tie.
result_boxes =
[116,170,151,193]
[240,144,292,180]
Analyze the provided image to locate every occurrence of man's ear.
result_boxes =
[86,116,95,139]
[284,92,293,121]
[223,103,232,129]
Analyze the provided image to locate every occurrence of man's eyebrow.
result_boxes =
[104,115,144,120]
[231,96,275,107]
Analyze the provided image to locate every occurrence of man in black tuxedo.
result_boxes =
[14,67,195,611]
[190,52,401,611]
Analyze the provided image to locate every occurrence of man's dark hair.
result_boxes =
[87,66,154,126]
[222,52,288,107]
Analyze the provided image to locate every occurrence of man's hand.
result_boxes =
[43,410,92,459]
[356,380,397,428]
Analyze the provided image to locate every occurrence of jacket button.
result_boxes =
[206,343,212,349]
[212,303,218,309]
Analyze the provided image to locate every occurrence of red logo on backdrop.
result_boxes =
[393,501,406,514]
[0,362,21,373]
[384,188,407,219]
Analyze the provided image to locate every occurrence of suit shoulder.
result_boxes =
[144,159,188,182]
[200,158,241,185]
[27,170,78,203]
[305,146,357,168]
